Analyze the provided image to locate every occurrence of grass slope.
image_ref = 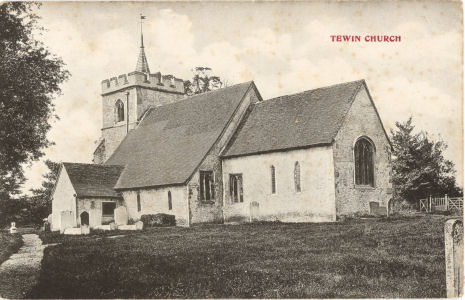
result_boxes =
[0,232,23,265]
[30,215,448,298]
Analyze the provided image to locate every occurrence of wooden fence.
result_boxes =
[419,195,463,212]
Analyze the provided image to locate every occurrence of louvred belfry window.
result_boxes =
[354,138,375,186]
[115,99,124,122]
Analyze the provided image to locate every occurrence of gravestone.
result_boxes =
[60,211,75,233]
[9,222,17,234]
[135,221,144,230]
[250,201,260,221]
[114,206,128,226]
[445,219,463,298]
[109,222,117,230]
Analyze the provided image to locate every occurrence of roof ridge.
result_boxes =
[264,79,365,103]
[142,81,254,117]
[184,80,253,100]
[63,162,124,167]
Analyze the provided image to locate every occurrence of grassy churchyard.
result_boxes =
[25,214,450,299]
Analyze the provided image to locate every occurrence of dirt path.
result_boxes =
[0,234,44,299]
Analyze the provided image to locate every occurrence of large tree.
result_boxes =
[0,3,69,199]
[28,159,60,223]
[184,67,226,96]
[390,117,462,205]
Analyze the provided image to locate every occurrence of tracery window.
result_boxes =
[354,137,375,186]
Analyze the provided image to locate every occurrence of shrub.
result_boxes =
[140,214,176,227]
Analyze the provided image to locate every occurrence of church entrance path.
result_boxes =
[0,234,45,299]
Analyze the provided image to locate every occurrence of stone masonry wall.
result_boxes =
[122,186,189,226]
[187,85,261,224]
[222,146,337,223]
[332,85,392,217]
[77,198,122,228]
[51,167,76,231]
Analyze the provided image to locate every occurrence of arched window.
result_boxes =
[354,137,375,186]
[294,161,301,192]
[115,99,124,122]
[168,191,172,210]
[271,165,276,194]
[137,191,141,212]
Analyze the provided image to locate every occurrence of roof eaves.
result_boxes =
[114,181,186,191]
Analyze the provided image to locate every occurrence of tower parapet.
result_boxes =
[101,71,185,95]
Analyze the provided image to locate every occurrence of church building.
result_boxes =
[50,32,393,231]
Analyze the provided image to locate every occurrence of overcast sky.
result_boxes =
[23,1,463,192]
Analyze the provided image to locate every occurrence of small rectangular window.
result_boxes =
[102,202,116,216]
[200,171,215,201]
[229,174,243,203]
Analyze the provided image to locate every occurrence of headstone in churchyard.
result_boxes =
[109,222,117,230]
[135,221,144,230]
[445,219,463,298]
[60,211,75,233]
[9,222,17,234]
[250,201,260,221]
[114,206,128,226]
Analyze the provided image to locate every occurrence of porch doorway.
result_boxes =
[80,211,89,226]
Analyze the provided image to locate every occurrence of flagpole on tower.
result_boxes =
[140,13,146,48]
[135,14,150,74]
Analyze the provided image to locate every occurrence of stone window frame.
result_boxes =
[353,136,376,188]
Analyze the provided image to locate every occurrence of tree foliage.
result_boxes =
[184,67,226,96]
[0,3,70,199]
[0,160,60,227]
[29,160,61,221]
[390,117,462,204]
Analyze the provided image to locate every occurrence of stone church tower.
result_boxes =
[93,31,185,164]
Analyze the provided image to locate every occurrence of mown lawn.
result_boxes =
[29,215,450,298]
[0,231,23,265]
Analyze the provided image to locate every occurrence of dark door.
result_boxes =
[80,211,89,226]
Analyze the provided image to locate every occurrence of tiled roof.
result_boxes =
[222,80,365,158]
[105,81,253,189]
[62,163,124,198]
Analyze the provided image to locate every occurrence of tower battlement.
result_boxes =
[101,71,185,95]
